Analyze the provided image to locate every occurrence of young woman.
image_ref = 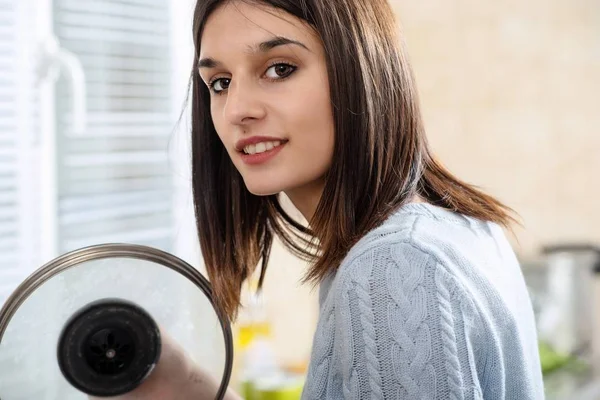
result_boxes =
[104,0,545,398]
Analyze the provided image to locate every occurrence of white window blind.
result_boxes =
[0,0,38,304]
[0,0,20,302]
[53,0,175,254]
[0,1,49,398]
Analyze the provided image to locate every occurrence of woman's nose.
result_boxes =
[222,79,266,126]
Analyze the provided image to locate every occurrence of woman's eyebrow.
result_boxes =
[255,36,309,53]
[198,36,310,69]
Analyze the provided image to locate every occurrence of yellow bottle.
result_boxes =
[234,279,276,398]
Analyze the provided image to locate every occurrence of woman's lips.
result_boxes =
[239,141,286,165]
[235,136,286,152]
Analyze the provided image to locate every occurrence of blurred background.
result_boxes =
[0,0,598,398]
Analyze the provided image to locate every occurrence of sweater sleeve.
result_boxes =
[333,241,484,400]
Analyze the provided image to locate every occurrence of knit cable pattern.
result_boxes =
[388,242,437,398]
[352,260,384,399]
[435,265,466,400]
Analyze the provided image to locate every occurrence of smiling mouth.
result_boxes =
[241,140,285,155]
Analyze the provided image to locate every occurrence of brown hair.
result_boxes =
[190,0,514,320]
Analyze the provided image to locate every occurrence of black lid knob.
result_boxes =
[57,298,161,397]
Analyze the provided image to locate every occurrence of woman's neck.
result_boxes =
[284,178,326,223]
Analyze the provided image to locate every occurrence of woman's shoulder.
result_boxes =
[340,202,516,279]
[324,202,529,325]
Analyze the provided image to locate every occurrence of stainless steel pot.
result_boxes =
[536,244,600,359]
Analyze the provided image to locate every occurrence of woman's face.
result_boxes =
[199,1,335,206]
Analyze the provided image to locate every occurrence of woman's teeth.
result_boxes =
[243,140,282,155]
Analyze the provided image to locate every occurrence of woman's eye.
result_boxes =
[209,63,296,95]
[265,63,296,79]
[210,78,230,94]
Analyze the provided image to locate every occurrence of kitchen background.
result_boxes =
[0,0,598,399]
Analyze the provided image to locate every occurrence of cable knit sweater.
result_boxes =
[301,203,544,399]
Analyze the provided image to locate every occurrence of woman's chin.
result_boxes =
[244,182,282,197]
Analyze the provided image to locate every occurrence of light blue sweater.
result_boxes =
[301,203,544,399]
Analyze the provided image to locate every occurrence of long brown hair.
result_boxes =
[190,0,514,320]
